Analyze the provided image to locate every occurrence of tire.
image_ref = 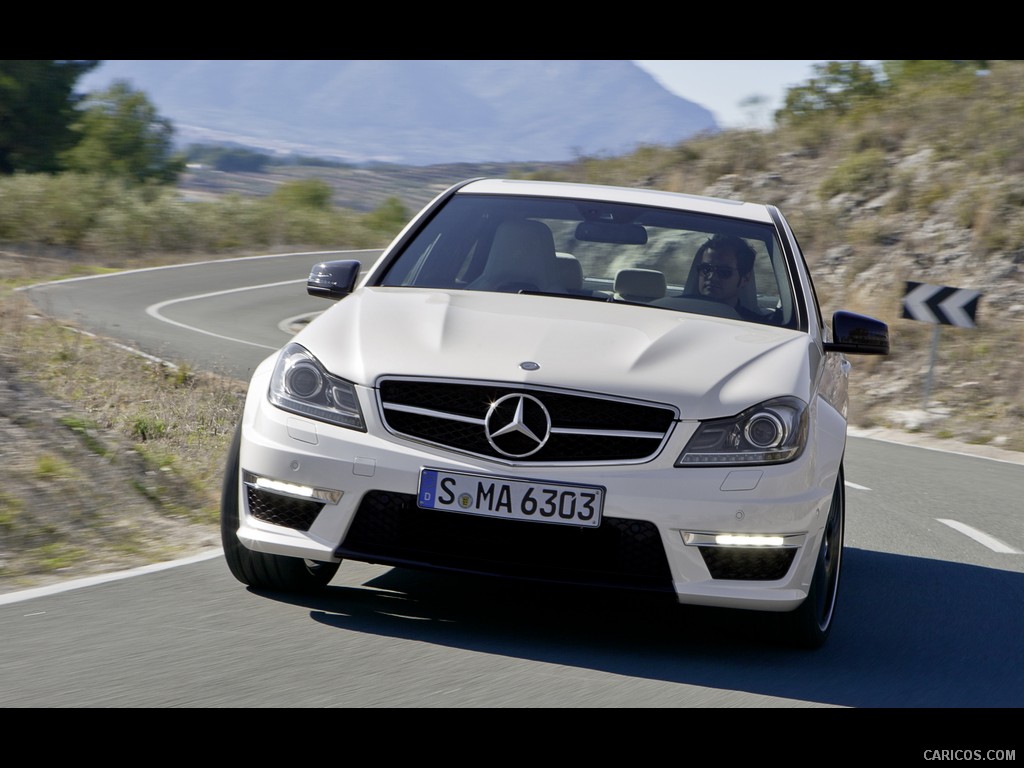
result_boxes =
[220,420,340,592]
[780,462,845,649]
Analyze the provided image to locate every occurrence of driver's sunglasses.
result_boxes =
[699,263,736,279]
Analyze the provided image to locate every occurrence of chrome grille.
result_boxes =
[377,377,676,464]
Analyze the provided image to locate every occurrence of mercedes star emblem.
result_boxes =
[484,393,552,458]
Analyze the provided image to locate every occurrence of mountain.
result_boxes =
[77,60,719,165]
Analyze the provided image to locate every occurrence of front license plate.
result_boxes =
[417,469,604,527]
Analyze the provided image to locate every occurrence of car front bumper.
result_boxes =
[233,359,846,613]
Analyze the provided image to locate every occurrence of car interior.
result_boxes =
[380,196,797,327]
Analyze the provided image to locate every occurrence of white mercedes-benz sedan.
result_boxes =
[221,178,890,648]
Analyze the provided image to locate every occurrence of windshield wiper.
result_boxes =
[519,290,613,302]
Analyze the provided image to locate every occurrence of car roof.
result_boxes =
[455,178,777,224]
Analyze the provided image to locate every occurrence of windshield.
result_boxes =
[379,193,798,328]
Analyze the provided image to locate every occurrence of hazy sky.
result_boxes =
[633,60,835,130]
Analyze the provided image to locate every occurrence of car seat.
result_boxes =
[614,268,667,302]
[467,219,561,293]
[555,253,585,292]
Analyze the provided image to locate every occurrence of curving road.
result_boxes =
[18,250,370,381]
[4,252,1023,709]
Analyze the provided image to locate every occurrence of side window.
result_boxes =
[751,242,781,315]
[773,212,812,332]
[800,251,825,333]
[750,235,803,329]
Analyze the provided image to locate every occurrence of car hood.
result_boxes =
[293,288,818,417]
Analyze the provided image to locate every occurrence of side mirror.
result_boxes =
[307,260,361,300]
[823,310,890,355]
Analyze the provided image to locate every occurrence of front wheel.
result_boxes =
[779,463,845,649]
[220,420,340,592]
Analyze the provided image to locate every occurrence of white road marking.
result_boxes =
[21,249,373,351]
[15,249,370,290]
[0,549,224,606]
[146,280,302,350]
[936,519,1022,554]
[845,481,871,491]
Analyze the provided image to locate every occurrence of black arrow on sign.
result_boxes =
[902,281,980,327]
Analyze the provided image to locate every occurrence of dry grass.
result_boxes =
[0,251,245,593]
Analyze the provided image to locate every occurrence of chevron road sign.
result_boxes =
[902,281,981,328]
[902,281,983,408]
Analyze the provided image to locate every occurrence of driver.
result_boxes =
[694,234,774,323]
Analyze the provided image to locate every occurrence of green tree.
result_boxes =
[0,60,98,174]
[776,61,886,124]
[363,196,410,235]
[185,144,271,172]
[882,60,989,87]
[62,80,184,186]
[270,178,333,210]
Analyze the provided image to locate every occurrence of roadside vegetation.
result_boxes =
[1,59,1021,590]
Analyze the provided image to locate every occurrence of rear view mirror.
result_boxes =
[575,221,648,245]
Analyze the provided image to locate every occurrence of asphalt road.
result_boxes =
[6,252,1023,710]
[20,250,376,381]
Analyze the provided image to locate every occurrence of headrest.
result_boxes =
[469,219,559,292]
[487,220,556,270]
[614,268,666,300]
[555,253,584,291]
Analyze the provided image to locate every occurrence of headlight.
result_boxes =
[676,396,807,466]
[268,343,365,430]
